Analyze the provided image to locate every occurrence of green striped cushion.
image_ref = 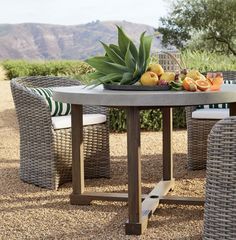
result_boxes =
[29,87,71,116]
[197,80,234,109]
[197,103,228,109]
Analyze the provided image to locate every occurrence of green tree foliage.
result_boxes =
[158,0,236,55]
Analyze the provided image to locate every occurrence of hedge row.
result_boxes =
[1,60,93,79]
[2,51,235,132]
[109,107,186,132]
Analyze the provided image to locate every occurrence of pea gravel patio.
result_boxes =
[0,80,205,240]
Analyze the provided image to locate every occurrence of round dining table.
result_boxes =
[53,84,236,235]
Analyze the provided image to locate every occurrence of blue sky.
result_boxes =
[0,0,168,27]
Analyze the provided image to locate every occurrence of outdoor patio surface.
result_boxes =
[0,81,205,240]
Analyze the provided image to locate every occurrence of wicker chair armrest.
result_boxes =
[11,80,53,131]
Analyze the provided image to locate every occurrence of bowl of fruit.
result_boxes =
[85,26,223,92]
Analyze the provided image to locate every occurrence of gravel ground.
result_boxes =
[0,81,205,239]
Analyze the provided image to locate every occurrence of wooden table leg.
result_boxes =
[162,107,174,182]
[229,102,236,116]
[125,107,146,235]
[70,104,90,205]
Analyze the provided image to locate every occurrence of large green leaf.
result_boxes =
[100,42,126,66]
[117,25,139,61]
[98,73,123,84]
[120,72,133,85]
[138,32,153,73]
[109,44,124,59]
[86,57,129,75]
[143,35,152,64]
[117,25,131,57]
[87,71,105,80]
[129,40,139,61]
[125,43,136,71]
[88,72,123,86]
[138,32,146,70]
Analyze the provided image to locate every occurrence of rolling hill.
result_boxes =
[0,21,163,60]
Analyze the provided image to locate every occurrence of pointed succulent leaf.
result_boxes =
[109,44,124,59]
[100,41,126,66]
[138,32,153,73]
[129,76,141,85]
[86,56,111,65]
[133,65,140,78]
[143,35,152,64]
[117,25,131,56]
[87,73,123,87]
[125,43,136,71]
[86,57,129,75]
[129,40,138,61]
[117,25,139,61]
[120,72,133,85]
[86,71,105,80]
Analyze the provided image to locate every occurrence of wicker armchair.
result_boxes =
[11,76,110,190]
[203,117,236,239]
[186,71,236,170]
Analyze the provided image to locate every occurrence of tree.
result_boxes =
[158,0,236,55]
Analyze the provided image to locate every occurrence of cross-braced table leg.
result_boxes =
[125,107,175,235]
[125,107,204,235]
[69,104,204,236]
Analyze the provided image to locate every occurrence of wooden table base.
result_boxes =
[70,180,204,235]
[71,105,205,235]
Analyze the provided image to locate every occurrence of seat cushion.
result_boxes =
[52,114,107,130]
[192,108,229,119]
[28,87,71,116]
[197,82,234,109]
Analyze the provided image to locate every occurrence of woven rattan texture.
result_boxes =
[11,76,110,190]
[186,71,236,170]
[158,51,181,72]
[203,117,236,239]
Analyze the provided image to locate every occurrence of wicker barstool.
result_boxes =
[11,76,110,190]
[203,117,236,240]
[186,71,236,170]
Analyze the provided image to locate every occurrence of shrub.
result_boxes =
[1,60,93,80]
[181,50,236,72]
[109,107,186,132]
[1,51,235,132]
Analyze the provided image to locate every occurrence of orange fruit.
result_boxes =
[213,76,223,86]
[210,84,221,91]
[206,77,213,86]
[206,72,223,88]
[195,79,210,91]
[182,77,197,92]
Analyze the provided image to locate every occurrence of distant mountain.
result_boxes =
[0,21,164,60]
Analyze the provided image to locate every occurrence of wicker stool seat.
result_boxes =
[203,117,236,239]
[186,71,236,170]
[11,76,110,190]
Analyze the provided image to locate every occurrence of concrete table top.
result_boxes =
[53,84,236,107]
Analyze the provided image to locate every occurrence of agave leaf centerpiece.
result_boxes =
[85,26,152,86]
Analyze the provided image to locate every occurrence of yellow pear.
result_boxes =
[148,64,164,76]
[140,71,159,86]
[160,72,175,83]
